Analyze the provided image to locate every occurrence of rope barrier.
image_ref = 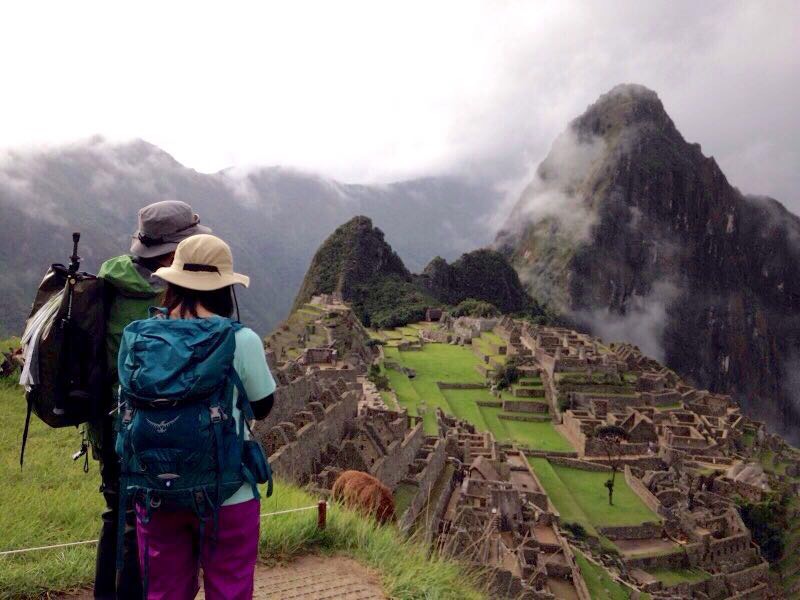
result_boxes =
[0,502,328,557]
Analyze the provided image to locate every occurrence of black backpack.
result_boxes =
[19,233,107,465]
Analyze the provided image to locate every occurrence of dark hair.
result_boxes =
[163,283,234,319]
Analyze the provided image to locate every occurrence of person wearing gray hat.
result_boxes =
[89,200,211,599]
[129,200,211,259]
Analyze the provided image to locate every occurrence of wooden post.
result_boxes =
[317,500,327,530]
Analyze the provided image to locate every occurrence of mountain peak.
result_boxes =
[572,83,675,139]
[292,215,411,310]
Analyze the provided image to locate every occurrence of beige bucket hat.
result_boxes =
[155,234,250,291]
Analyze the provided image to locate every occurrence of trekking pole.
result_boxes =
[68,232,81,275]
[55,233,81,417]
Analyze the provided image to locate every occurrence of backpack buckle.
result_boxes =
[210,406,224,423]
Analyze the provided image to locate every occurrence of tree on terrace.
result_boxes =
[594,424,629,506]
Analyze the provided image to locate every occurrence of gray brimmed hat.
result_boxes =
[155,234,250,291]
[130,200,211,258]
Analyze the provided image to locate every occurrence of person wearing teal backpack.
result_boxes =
[116,234,276,600]
[95,200,211,600]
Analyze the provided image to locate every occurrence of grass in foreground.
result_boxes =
[0,382,485,600]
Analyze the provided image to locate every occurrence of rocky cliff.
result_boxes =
[496,84,800,440]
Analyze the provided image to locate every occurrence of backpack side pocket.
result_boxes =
[243,438,273,497]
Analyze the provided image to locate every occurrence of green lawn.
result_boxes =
[0,381,485,599]
[0,380,104,597]
[500,418,573,452]
[441,388,491,431]
[574,550,636,600]
[528,458,659,531]
[384,340,573,451]
[648,568,709,586]
[383,344,484,433]
[471,334,507,366]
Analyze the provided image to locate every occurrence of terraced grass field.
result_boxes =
[382,335,573,452]
[574,550,637,600]
[528,458,660,532]
[648,567,710,586]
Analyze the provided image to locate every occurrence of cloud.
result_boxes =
[491,127,607,241]
[0,1,797,210]
[576,280,679,362]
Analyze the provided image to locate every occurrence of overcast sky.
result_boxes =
[1,1,798,207]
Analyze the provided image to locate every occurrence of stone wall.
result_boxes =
[583,438,650,457]
[707,533,751,563]
[423,470,458,545]
[436,382,487,390]
[498,413,549,423]
[623,465,664,515]
[265,392,358,484]
[372,420,426,490]
[254,373,320,432]
[502,399,548,414]
[598,522,662,540]
[546,457,611,472]
[625,546,695,570]
[398,438,448,532]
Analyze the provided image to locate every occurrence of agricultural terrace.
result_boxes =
[266,303,329,361]
[528,457,660,537]
[573,550,643,600]
[379,327,573,453]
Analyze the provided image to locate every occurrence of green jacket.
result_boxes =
[98,255,164,386]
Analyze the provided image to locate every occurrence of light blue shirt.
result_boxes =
[224,327,276,505]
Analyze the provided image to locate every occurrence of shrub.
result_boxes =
[493,357,521,390]
[737,496,786,563]
[367,363,390,390]
[450,299,500,318]
[563,522,588,540]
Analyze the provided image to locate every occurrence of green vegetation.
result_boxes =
[266,304,330,360]
[491,355,518,388]
[383,344,483,433]
[392,482,419,519]
[355,275,439,329]
[0,380,104,598]
[647,567,710,586]
[367,363,390,391]
[0,382,485,599]
[421,250,532,313]
[383,340,572,452]
[574,549,634,600]
[737,495,787,563]
[450,299,500,318]
[528,458,659,534]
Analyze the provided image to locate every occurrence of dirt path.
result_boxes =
[60,554,387,599]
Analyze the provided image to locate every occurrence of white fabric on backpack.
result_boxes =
[19,294,61,388]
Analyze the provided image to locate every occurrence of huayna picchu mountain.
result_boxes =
[496,83,800,441]
[294,216,533,328]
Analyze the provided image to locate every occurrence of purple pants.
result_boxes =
[135,499,260,600]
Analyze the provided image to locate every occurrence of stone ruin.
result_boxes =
[256,298,782,599]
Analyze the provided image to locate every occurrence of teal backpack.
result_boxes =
[115,312,272,568]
